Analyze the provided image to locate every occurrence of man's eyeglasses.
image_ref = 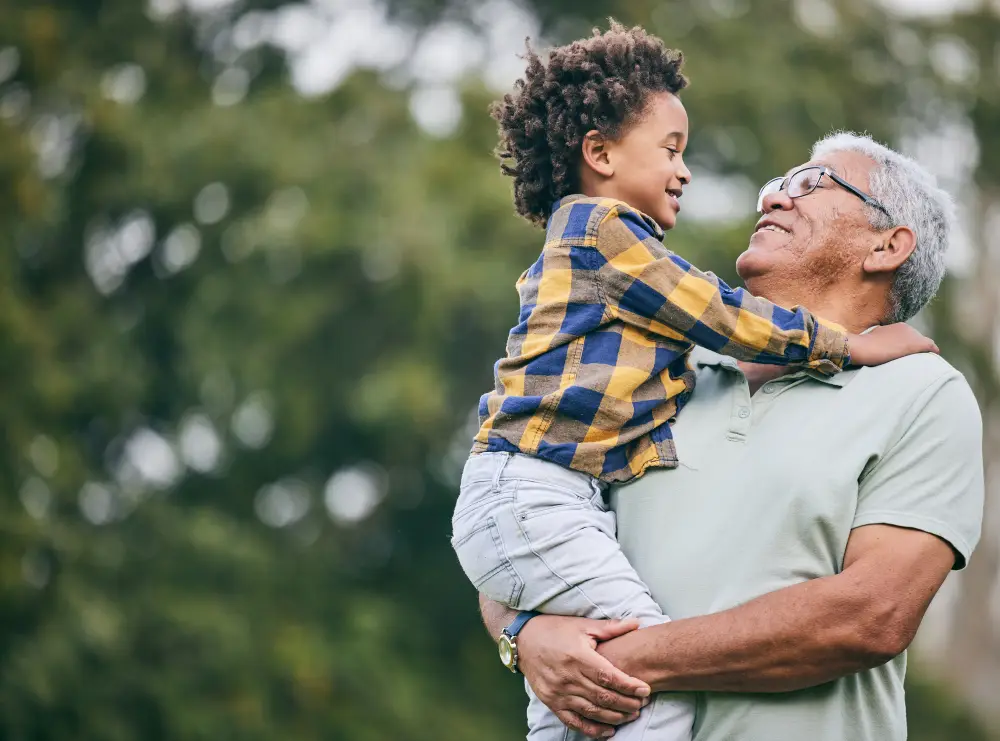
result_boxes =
[756,165,893,221]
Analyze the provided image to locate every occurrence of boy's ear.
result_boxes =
[581,130,614,178]
[863,225,916,275]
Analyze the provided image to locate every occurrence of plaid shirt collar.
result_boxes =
[552,194,666,240]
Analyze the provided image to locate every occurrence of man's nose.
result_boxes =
[760,189,794,212]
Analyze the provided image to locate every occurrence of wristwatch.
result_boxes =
[498,611,540,673]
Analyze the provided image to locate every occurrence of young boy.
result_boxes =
[451,22,935,741]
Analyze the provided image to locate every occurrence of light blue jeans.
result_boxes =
[451,452,694,741]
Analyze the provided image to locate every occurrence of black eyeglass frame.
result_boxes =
[757,165,894,221]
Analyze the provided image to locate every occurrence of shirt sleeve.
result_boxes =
[853,371,985,569]
[593,205,850,374]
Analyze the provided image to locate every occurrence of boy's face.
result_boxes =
[591,92,691,231]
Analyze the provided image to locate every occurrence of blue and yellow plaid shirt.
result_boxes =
[472,195,850,483]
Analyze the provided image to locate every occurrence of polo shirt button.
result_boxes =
[762,385,776,394]
[738,407,751,419]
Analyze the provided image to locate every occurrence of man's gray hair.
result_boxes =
[811,131,955,323]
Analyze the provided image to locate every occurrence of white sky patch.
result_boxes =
[929,35,979,86]
[185,0,238,12]
[232,391,275,449]
[900,113,980,277]
[877,0,982,17]
[324,465,386,525]
[79,481,117,525]
[270,3,328,50]
[178,412,222,473]
[473,0,540,91]
[223,0,538,118]
[793,0,840,38]
[680,171,757,224]
[409,22,485,85]
[255,478,311,527]
[194,182,230,225]
[85,211,156,295]
[409,85,463,138]
[161,223,202,274]
[101,63,147,105]
[147,0,182,21]
[284,0,415,97]
[212,67,250,106]
[30,113,80,179]
[118,427,182,490]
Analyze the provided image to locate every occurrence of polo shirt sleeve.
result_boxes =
[853,370,985,569]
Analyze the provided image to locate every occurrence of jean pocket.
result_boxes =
[453,477,516,523]
[451,517,523,607]
[513,478,600,521]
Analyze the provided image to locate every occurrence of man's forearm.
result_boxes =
[480,594,517,642]
[599,571,904,693]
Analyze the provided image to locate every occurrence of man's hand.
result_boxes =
[516,615,650,739]
[847,324,938,366]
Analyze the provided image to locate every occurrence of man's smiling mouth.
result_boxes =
[754,218,791,234]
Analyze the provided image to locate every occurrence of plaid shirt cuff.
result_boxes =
[806,321,851,375]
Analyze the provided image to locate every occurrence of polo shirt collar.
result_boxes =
[692,348,856,388]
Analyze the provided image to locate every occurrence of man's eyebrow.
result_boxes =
[815,160,842,176]
[782,161,840,179]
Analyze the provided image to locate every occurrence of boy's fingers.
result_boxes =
[567,695,640,726]
[556,710,616,739]
[582,654,651,698]
[586,618,640,642]
[576,676,646,714]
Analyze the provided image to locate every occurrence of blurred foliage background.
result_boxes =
[1,0,998,738]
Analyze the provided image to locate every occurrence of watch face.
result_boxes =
[498,636,514,667]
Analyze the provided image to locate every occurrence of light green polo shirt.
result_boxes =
[611,349,984,741]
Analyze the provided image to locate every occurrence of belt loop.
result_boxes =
[491,452,513,491]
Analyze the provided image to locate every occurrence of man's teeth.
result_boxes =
[760,225,786,233]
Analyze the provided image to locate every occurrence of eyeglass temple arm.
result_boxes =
[826,171,892,218]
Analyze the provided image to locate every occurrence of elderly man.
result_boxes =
[479,132,985,741]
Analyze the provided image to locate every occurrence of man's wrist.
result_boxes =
[596,625,667,690]
[499,611,540,674]
[479,594,518,641]
[503,610,540,637]
[596,635,632,673]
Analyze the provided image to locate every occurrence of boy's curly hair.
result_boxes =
[490,21,688,227]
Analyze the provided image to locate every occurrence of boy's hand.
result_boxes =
[847,324,939,366]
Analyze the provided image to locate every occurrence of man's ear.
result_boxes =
[581,130,614,178]
[863,225,916,275]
